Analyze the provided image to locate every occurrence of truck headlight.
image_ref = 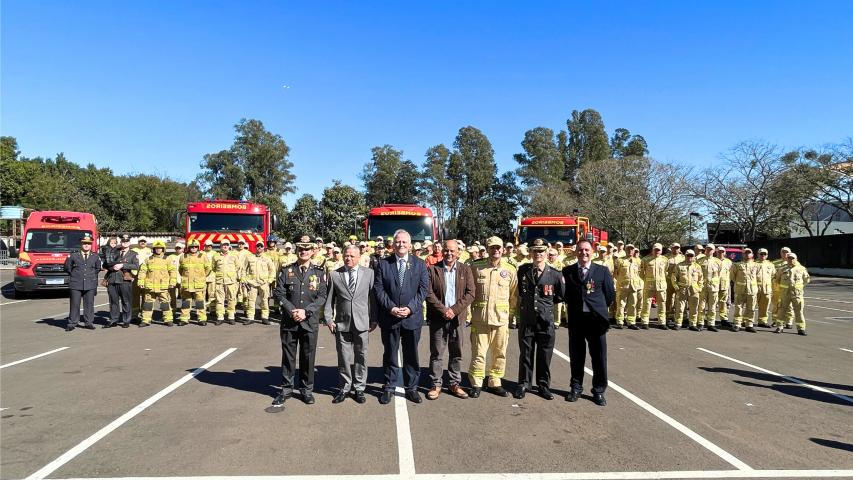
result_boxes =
[17,259,32,268]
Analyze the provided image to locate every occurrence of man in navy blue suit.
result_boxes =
[373,229,430,404]
[562,239,616,406]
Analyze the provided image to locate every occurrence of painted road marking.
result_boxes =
[809,305,853,314]
[553,348,752,471]
[0,299,30,305]
[395,349,416,476]
[49,469,853,479]
[0,347,70,369]
[28,303,110,322]
[697,348,853,405]
[24,347,237,480]
[840,348,853,353]
[806,296,853,304]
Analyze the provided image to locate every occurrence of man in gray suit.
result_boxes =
[324,244,377,404]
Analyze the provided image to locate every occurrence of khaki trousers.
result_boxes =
[215,283,238,320]
[468,324,509,388]
[141,290,172,324]
[641,289,666,324]
[245,283,271,320]
[179,289,207,323]
[617,288,639,325]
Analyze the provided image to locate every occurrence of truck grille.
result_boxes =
[34,263,69,277]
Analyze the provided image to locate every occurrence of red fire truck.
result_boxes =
[515,215,608,248]
[173,200,280,252]
[14,211,99,298]
[364,204,437,243]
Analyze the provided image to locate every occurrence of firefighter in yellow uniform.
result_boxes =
[775,253,810,335]
[755,248,776,327]
[131,236,152,320]
[138,240,177,327]
[166,243,184,322]
[614,245,643,329]
[771,247,792,327]
[641,243,669,329]
[265,236,284,314]
[731,248,759,332]
[178,239,211,325]
[664,243,684,326]
[672,249,703,330]
[213,239,243,325]
[235,239,251,312]
[244,240,276,325]
[698,245,722,331]
[694,244,705,262]
[203,239,220,317]
[468,236,518,398]
[715,246,734,326]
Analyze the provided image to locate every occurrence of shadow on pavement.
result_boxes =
[699,366,853,404]
[2,281,71,300]
[36,310,111,328]
[810,438,853,453]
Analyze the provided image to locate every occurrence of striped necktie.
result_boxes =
[348,269,355,295]
[398,258,406,287]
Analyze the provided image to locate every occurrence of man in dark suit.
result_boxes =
[425,240,475,400]
[64,234,102,331]
[103,234,139,328]
[373,229,429,404]
[323,244,377,404]
[515,238,564,400]
[562,239,616,406]
[272,235,328,406]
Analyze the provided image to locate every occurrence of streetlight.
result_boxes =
[689,212,701,245]
[353,215,365,238]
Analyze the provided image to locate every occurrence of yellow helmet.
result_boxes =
[187,238,201,248]
[151,240,167,249]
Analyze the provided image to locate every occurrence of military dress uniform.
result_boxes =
[178,242,211,325]
[671,253,703,329]
[468,237,518,392]
[244,244,276,324]
[698,254,722,329]
[548,250,568,326]
[138,241,177,326]
[777,255,810,334]
[514,248,564,399]
[755,251,776,327]
[273,235,328,405]
[640,245,669,327]
[213,240,243,324]
[64,235,102,330]
[731,251,759,331]
[614,251,643,328]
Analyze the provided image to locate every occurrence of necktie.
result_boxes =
[535,267,542,283]
[301,266,307,275]
[348,269,355,295]
[84,253,88,261]
[398,259,406,287]
[582,266,588,280]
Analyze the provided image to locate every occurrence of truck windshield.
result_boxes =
[25,229,94,253]
[367,216,434,242]
[188,213,265,233]
[518,226,577,245]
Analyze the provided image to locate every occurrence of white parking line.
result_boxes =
[553,348,752,471]
[24,347,237,480]
[808,304,853,314]
[29,303,110,322]
[840,348,853,354]
[394,350,416,476]
[806,296,853,304]
[697,348,853,405]
[50,469,853,479]
[0,299,30,305]
[0,347,70,369]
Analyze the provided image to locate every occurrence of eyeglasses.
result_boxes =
[297,247,312,252]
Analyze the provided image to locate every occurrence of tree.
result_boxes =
[453,126,497,208]
[319,180,368,242]
[784,137,853,222]
[483,171,523,241]
[610,128,649,158]
[565,109,611,173]
[513,127,563,187]
[283,194,320,240]
[196,119,295,203]
[692,140,791,242]
[420,144,452,235]
[360,145,420,207]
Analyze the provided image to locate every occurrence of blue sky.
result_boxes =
[4,1,851,207]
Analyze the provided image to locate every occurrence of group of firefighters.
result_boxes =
[124,234,810,335]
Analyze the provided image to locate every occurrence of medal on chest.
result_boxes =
[308,274,320,291]
[586,280,595,294]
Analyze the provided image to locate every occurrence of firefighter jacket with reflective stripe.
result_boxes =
[204,250,220,282]
[138,253,176,292]
[755,259,776,294]
[700,256,722,291]
[470,259,518,326]
[672,262,703,295]
[615,256,643,291]
[214,252,242,285]
[179,252,211,291]
[640,255,668,291]
[732,260,758,295]
[778,262,810,290]
[245,253,275,286]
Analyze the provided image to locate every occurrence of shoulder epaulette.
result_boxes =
[500,260,518,271]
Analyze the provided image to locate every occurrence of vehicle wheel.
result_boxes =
[14,288,28,299]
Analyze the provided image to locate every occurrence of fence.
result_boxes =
[747,233,853,269]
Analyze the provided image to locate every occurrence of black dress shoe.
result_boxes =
[302,392,315,405]
[689,325,700,331]
[215,320,223,325]
[658,324,668,330]
[65,325,76,332]
[628,324,640,330]
[538,386,554,400]
[332,391,348,404]
[379,391,394,404]
[785,325,793,329]
[745,326,757,333]
[121,323,130,328]
[271,393,291,407]
[354,391,366,404]
[105,321,118,329]
[614,324,623,329]
[708,326,718,332]
[593,394,607,406]
[262,319,270,325]
[229,319,236,325]
[671,324,681,331]
[83,324,96,330]
[199,321,207,326]
[405,390,423,404]
[513,386,527,399]
[488,386,509,397]
[798,330,807,336]
[138,322,149,328]
[243,320,252,325]
[469,387,481,398]
[166,322,174,327]
[640,324,649,330]
[732,326,740,332]
[177,321,187,326]
[566,391,580,402]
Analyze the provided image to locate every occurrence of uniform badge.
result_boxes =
[544,285,553,296]
[308,275,320,291]
[500,270,508,278]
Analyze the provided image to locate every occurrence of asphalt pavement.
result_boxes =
[2,270,852,480]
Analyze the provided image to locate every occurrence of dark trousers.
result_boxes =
[108,283,133,325]
[428,318,464,387]
[381,326,421,392]
[280,327,318,395]
[69,289,96,327]
[568,314,608,395]
[517,320,555,389]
